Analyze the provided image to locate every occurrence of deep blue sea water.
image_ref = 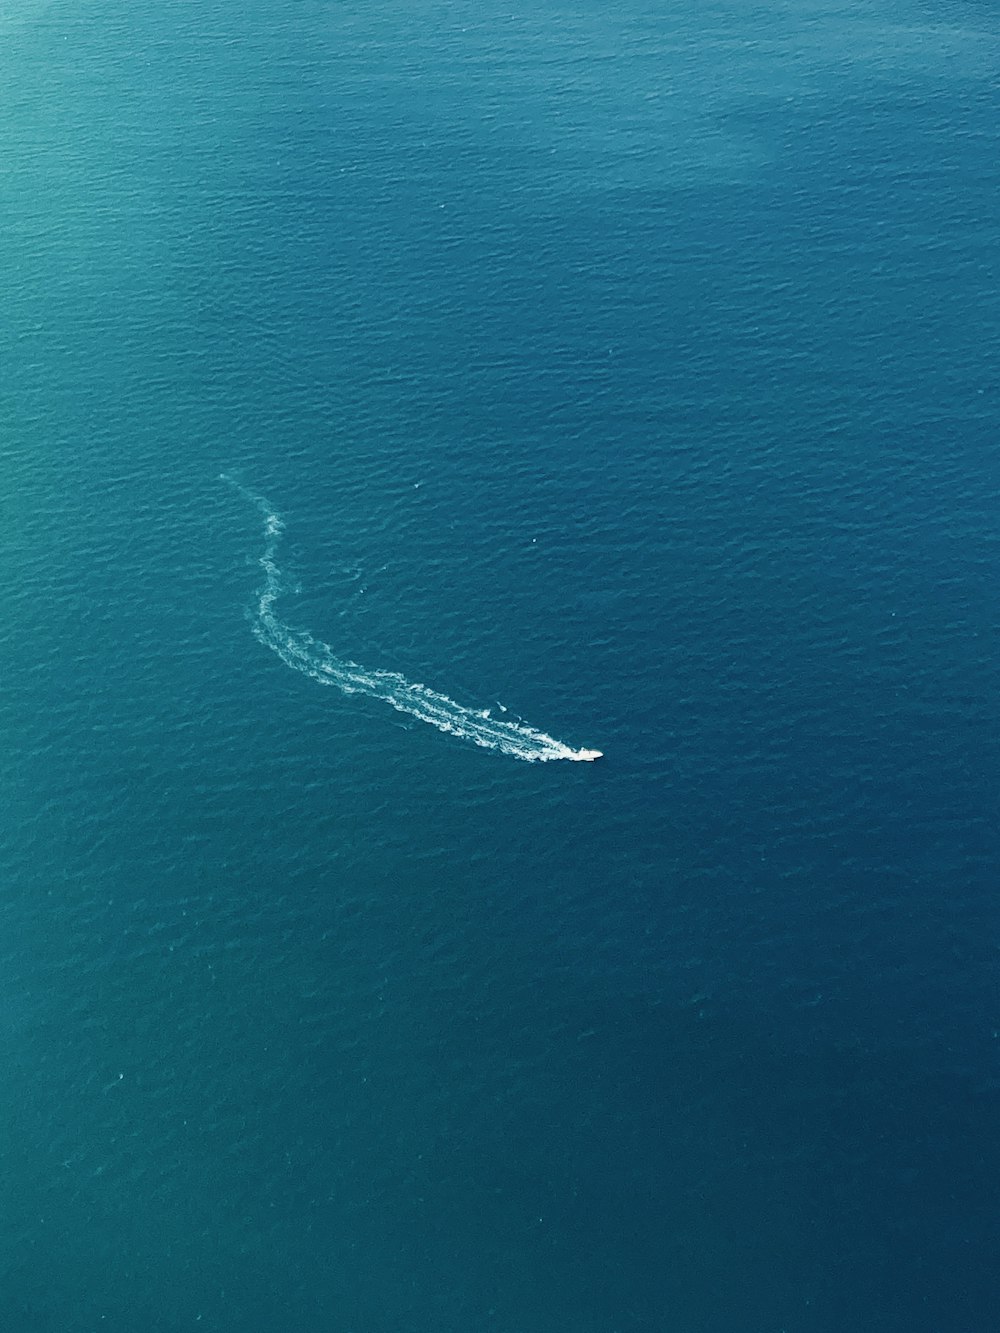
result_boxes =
[2,0,999,1328]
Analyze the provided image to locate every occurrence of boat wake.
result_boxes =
[223,477,602,763]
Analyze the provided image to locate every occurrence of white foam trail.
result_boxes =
[223,477,602,763]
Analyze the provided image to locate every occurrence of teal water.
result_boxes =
[3,0,999,1329]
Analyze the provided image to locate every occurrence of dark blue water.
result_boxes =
[3,0,999,1328]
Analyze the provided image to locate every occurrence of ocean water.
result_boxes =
[2,0,999,1328]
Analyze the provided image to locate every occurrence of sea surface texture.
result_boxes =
[2,0,998,1329]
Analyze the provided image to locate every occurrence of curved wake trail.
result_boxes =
[224,477,602,763]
